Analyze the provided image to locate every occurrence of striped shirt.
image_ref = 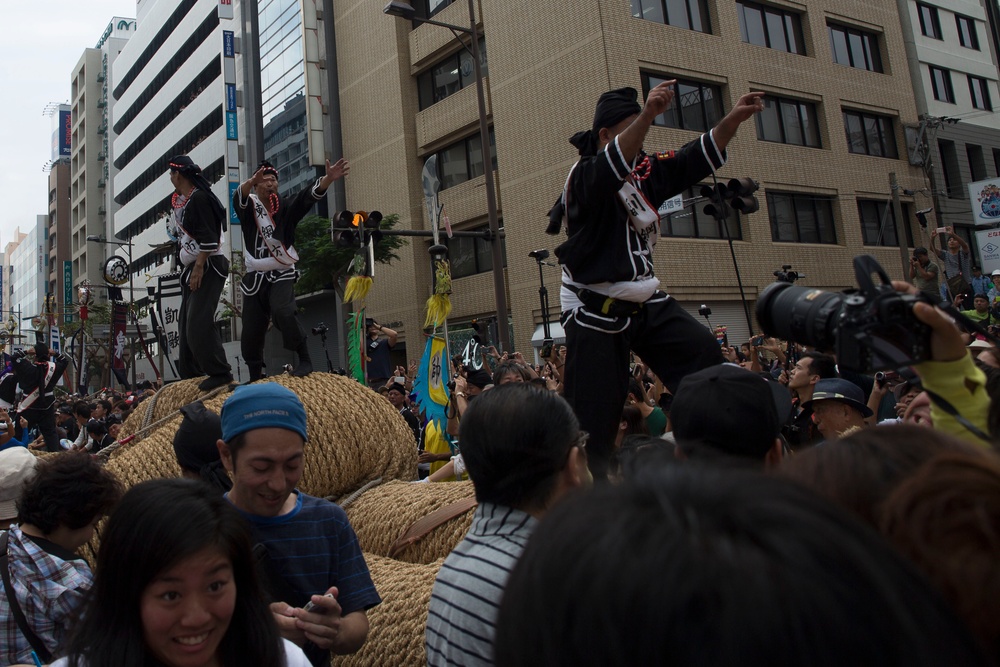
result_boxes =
[425,502,537,667]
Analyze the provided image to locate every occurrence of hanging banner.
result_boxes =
[157,273,183,379]
[975,227,1000,275]
[111,301,128,386]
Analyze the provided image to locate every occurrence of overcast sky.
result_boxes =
[0,2,136,250]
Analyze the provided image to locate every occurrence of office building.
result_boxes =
[896,0,1000,262]
[336,0,930,354]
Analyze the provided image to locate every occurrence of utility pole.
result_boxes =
[889,172,911,280]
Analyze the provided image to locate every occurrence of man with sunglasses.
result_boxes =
[426,384,591,667]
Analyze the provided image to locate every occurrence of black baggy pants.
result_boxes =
[21,405,60,452]
[562,294,723,480]
[240,278,306,371]
[178,262,231,380]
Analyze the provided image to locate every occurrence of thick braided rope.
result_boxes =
[336,554,442,667]
[345,480,475,564]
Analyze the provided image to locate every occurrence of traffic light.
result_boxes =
[727,177,760,214]
[700,178,759,219]
[700,182,730,219]
[333,210,360,248]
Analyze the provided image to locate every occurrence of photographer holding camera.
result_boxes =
[909,247,940,303]
[365,319,397,387]
[757,255,991,446]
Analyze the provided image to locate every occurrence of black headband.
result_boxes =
[569,87,643,156]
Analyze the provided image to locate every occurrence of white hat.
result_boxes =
[992,269,1000,277]
[0,448,36,521]
[968,339,993,350]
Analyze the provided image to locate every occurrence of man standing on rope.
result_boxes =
[234,158,350,381]
[549,83,764,480]
[168,155,234,391]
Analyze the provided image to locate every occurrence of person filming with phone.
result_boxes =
[909,247,940,303]
[931,226,972,308]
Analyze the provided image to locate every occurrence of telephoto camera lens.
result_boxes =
[755,282,843,352]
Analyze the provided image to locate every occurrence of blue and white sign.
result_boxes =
[223,30,234,58]
[225,112,238,140]
[229,182,240,226]
[658,194,684,217]
[225,84,236,112]
[968,177,1000,226]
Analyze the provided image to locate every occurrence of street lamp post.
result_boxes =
[384,0,510,353]
[86,234,137,389]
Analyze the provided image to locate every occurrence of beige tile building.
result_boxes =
[333,0,928,358]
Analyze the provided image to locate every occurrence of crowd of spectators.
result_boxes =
[0,269,998,666]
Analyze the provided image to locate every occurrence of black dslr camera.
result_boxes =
[756,255,932,373]
[311,322,329,336]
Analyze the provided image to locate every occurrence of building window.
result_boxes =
[661,186,742,239]
[642,73,723,132]
[969,76,992,110]
[756,95,821,147]
[929,66,954,103]
[428,129,497,190]
[444,224,507,279]
[737,1,805,54]
[956,14,979,49]
[843,110,898,158]
[828,23,883,72]
[858,200,913,246]
[993,148,1000,177]
[412,0,454,19]
[967,144,987,182]
[630,0,711,33]
[917,3,942,39]
[938,139,963,199]
[417,38,488,110]
[767,192,837,243]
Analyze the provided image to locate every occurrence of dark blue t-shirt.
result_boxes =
[231,491,381,615]
[366,337,393,381]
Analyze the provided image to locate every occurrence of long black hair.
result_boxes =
[65,478,285,667]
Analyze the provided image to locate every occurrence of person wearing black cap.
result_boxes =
[172,400,231,491]
[549,82,765,479]
[670,364,790,468]
[234,157,350,381]
[168,155,233,391]
[11,345,70,453]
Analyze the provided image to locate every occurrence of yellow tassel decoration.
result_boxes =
[424,294,453,329]
[343,276,373,303]
[423,259,453,328]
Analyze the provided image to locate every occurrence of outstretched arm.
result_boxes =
[238,166,267,201]
[712,91,766,152]
[316,158,350,195]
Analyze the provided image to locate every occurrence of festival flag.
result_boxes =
[346,311,366,384]
[413,335,450,433]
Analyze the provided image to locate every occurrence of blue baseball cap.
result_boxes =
[220,383,308,442]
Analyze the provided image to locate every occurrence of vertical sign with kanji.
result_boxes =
[157,274,183,377]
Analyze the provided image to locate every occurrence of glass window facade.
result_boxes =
[642,73,723,132]
[630,0,710,33]
[843,110,898,158]
[756,95,820,147]
[857,200,913,246]
[828,23,883,72]
[737,1,804,54]
[417,38,488,110]
[259,0,314,199]
[767,192,837,243]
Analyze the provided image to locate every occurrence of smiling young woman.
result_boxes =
[46,479,310,667]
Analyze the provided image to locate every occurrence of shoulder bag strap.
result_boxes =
[0,531,54,662]
[387,496,478,559]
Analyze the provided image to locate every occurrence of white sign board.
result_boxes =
[967,177,1000,226]
[658,195,684,217]
[975,227,1000,275]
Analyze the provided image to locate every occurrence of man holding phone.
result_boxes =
[218,384,380,665]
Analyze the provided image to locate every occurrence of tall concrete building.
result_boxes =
[335,0,930,355]
[47,161,72,328]
[896,0,1000,262]
[111,0,246,307]
[2,230,26,331]
[8,218,48,344]
[70,18,135,311]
